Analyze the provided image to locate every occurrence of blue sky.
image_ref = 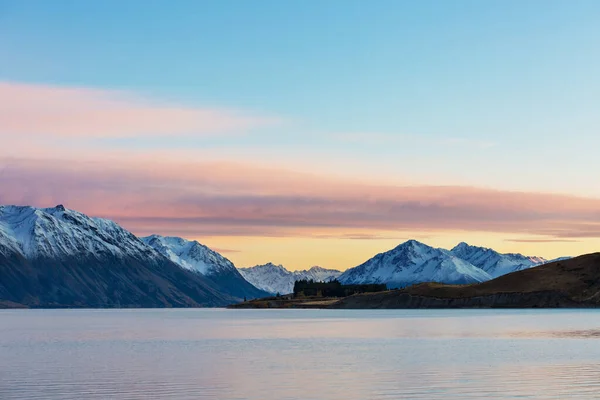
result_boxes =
[1,0,600,268]
[3,0,599,135]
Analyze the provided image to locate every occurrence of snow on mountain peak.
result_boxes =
[452,242,470,251]
[238,263,342,295]
[140,234,236,276]
[0,205,153,260]
[450,242,547,278]
[339,239,492,288]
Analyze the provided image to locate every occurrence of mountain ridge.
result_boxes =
[0,205,237,307]
[450,242,547,278]
[142,234,269,300]
[238,240,563,293]
[239,263,342,295]
[338,240,492,288]
[331,253,600,309]
[0,204,572,307]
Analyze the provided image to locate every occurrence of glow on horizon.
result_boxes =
[193,232,591,272]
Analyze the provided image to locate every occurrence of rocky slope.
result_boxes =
[0,205,235,308]
[141,235,269,300]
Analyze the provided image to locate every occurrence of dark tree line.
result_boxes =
[293,279,387,298]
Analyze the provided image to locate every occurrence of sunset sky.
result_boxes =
[1,0,600,270]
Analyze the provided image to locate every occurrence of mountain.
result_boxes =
[299,265,342,282]
[238,263,292,295]
[141,235,269,300]
[0,205,236,308]
[535,256,572,266]
[238,263,342,295]
[332,253,600,309]
[338,240,492,288]
[451,242,546,278]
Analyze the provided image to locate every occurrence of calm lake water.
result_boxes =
[2,309,600,399]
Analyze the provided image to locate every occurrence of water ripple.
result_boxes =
[2,309,600,399]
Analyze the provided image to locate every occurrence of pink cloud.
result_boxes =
[2,155,600,240]
[0,81,278,138]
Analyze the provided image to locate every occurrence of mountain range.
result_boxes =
[338,240,492,288]
[332,253,600,309]
[0,205,267,308]
[239,263,341,295]
[450,242,546,278]
[241,241,568,293]
[0,204,570,307]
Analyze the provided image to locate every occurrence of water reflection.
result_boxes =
[1,309,600,399]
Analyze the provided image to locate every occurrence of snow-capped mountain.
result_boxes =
[338,240,492,288]
[537,256,572,265]
[238,263,293,295]
[141,235,235,276]
[0,205,237,307]
[141,235,268,300]
[238,263,342,295]
[0,204,156,261]
[299,266,342,283]
[451,242,547,278]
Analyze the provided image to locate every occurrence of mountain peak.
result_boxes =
[451,242,497,256]
[450,243,545,278]
[260,262,286,269]
[339,240,491,288]
[0,204,241,307]
[452,241,471,250]
[141,234,234,276]
[393,239,430,251]
[140,234,268,300]
[0,204,151,259]
[238,263,342,295]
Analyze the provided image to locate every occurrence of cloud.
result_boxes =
[505,238,582,243]
[310,233,409,240]
[2,155,600,240]
[0,81,278,138]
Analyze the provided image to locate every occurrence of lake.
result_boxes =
[1,309,600,399]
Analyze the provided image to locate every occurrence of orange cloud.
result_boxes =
[0,81,278,138]
[2,154,600,240]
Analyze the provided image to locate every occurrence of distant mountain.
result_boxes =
[338,240,492,288]
[238,263,292,294]
[535,256,572,266]
[141,235,269,300]
[0,205,236,308]
[238,263,342,295]
[451,242,546,278]
[300,265,342,283]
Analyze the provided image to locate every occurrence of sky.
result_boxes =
[1,0,600,270]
